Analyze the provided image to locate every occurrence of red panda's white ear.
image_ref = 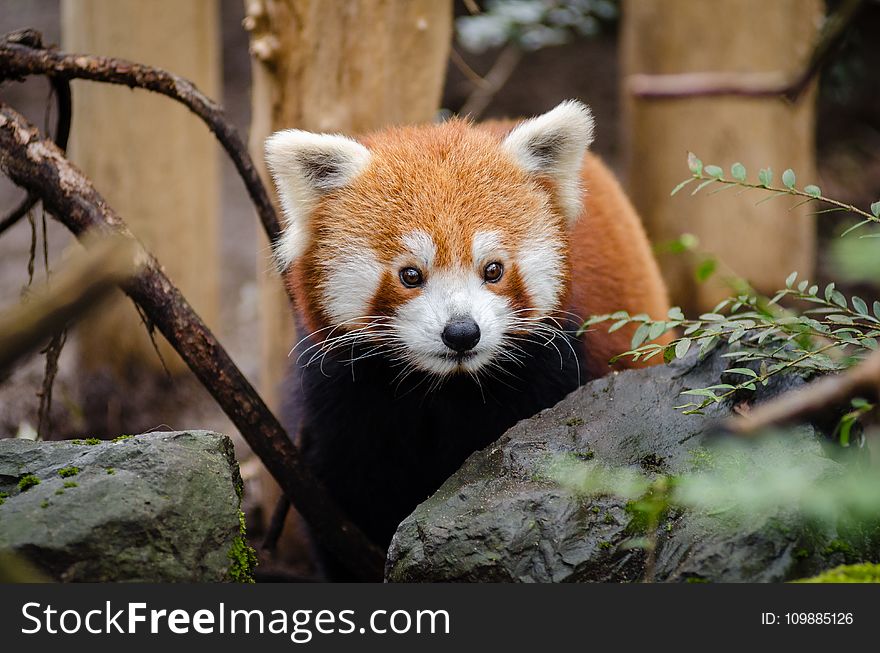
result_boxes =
[265,129,371,270]
[502,100,594,227]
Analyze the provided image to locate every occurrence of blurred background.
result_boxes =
[1,0,878,578]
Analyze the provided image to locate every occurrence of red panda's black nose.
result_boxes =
[442,318,481,353]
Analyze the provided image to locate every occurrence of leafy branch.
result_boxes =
[582,275,880,416]
[672,153,880,236]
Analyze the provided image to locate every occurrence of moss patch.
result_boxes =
[111,435,134,443]
[58,467,80,478]
[63,481,78,489]
[227,510,257,583]
[18,475,40,491]
[795,563,880,583]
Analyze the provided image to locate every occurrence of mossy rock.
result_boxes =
[0,431,254,582]
[386,347,878,582]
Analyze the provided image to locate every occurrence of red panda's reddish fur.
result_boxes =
[285,117,671,377]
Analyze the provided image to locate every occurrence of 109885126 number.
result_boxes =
[785,613,853,625]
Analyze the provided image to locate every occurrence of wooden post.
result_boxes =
[61,0,220,373]
[621,0,821,313]
[244,0,452,561]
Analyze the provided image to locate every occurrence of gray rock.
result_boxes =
[386,351,877,582]
[0,430,252,582]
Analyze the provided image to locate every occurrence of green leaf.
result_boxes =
[871,201,880,218]
[824,282,835,301]
[831,291,848,309]
[667,306,685,321]
[699,313,725,321]
[687,152,703,176]
[648,321,667,341]
[704,165,723,179]
[782,168,796,189]
[785,271,798,288]
[691,179,716,195]
[608,319,629,333]
[631,323,650,349]
[694,258,717,283]
[675,338,691,359]
[724,367,758,378]
[808,285,818,296]
[731,162,746,181]
[680,388,720,399]
[804,184,821,198]
[852,296,868,315]
[797,280,809,292]
[670,177,696,196]
[874,301,880,320]
[758,167,772,187]
[663,346,677,364]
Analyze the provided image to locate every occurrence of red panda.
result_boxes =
[265,100,670,577]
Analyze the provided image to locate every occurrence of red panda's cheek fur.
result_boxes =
[486,264,531,315]
[367,269,409,318]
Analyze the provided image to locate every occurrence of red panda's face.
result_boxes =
[266,101,594,377]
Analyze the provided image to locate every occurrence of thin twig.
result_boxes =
[627,0,865,101]
[449,47,490,89]
[262,495,291,552]
[0,29,282,247]
[0,73,70,236]
[726,348,880,435]
[459,43,522,120]
[0,103,386,580]
[36,328,66,440]
[462,0,481,15]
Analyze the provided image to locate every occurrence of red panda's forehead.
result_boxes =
[314,121,565,266]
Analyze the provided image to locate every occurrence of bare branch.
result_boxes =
[459,43,522,120]
[0,29,282,246]
[0,103,386,580]
[0,41,71,236]
[627,0,865,101]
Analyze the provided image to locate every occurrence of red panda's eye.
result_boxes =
[483,262,504,283]
[399,267,423,288]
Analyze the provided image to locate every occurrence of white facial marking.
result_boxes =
[395,266,510,375]
[320,239,382,325]
[516,220,564,315]
[401,230,436,269]
[472,230,506,265]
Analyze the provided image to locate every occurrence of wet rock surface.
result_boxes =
[386,350,876,582]
[0,430,245,582]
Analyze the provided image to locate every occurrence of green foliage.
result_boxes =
[547,435,880,567]
[57,466,80,478]
[795,563,880,583]
[18,475,40,491]
[673,153,880,236]
[582,278,878,417]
